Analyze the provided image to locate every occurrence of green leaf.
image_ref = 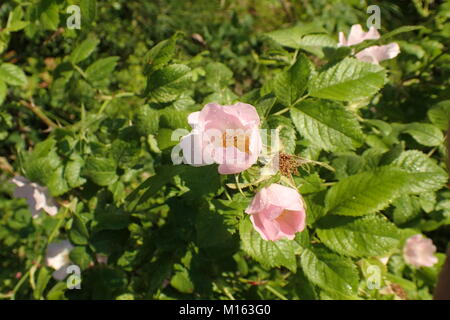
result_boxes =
[85,56,119,86]
[291,99,364,151]
[134,105,160,136]
[69,215,89,245]
[83,157,118,186]
[296,34,337,58]
[34,267,51,300]
[80,0,97,27]
[69,246,92,270]
[380,26,424,41]
[392,195,421,225]
[317,215,400,258]
[401,123,444,147]
[159,108,190,130]
[239,218,297,272]
[204,62,233,90]
[6,6,29,32]
[65,157,87,188]
[309,58,386,101]
[46,282,67,300]
[427,100,450,130]
[325,167,411,216]
[0,80,6,105]
[70,37,99,64]
[300,244,359,296]
[273,53,311,106]
[266,115,297,154]
[170,265,194,294]
[38,0,59,30]
[392,150,447,193]
[0,63,27,86]
[265,24,327,48]
[145,64,191,103]
[144,34,179,75]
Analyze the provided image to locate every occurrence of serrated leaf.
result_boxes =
[239,218,297,272]
[85,56,119,86]
[291,99,364,151]
[70,37,99,64]
[392,195,421,225]
[80,0,97,26]
[392,150,447,193]
[65,157,87,188]
[0,63,27,86]
[134,105,159,135]
[38,0,59,30]
[300,244,359,296]
[401,123,444,147]
[325,167,411,216]
[317,215,400,258]
[145,64,191,103]
[144,34,179,75]
[204,62,233,90]
[265,24,327,48]
[83,157,118,186]
[428,100,450,130]
[309,58,386,101]
[273,53,311,106]
[296,34,337,58]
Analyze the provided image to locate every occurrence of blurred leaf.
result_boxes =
[0,63,27,86]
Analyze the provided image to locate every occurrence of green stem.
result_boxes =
[265,285,288,300]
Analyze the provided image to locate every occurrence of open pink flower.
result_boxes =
[245,183,306,241]
[11,176,58,218]
[179,102,262,174]
[338,24,400,64]
[403,234,438,268]
[338,24,380,47]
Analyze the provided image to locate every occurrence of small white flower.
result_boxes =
[338,24,400,64]
[46,240,74,280]
[11,176,58,218]
[403,234,438,268]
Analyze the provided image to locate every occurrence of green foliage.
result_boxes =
[0,0,448,301]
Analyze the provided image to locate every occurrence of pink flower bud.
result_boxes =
[403,234,438,268]
[245,183,306,241]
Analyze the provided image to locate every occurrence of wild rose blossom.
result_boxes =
[179,102,262,174]
[403,234,438,268]
[11,176,58,218]
[46,240,74,280]
[338,24,400,64]
[245,183,306,241]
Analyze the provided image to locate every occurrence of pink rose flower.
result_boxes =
[338,24,400,64]
[245,183,306,241]
[11,176,58,218]
[180,102,262,174]
[338,24,380,47]
[403,234,438,268]
[46,240,74,280]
